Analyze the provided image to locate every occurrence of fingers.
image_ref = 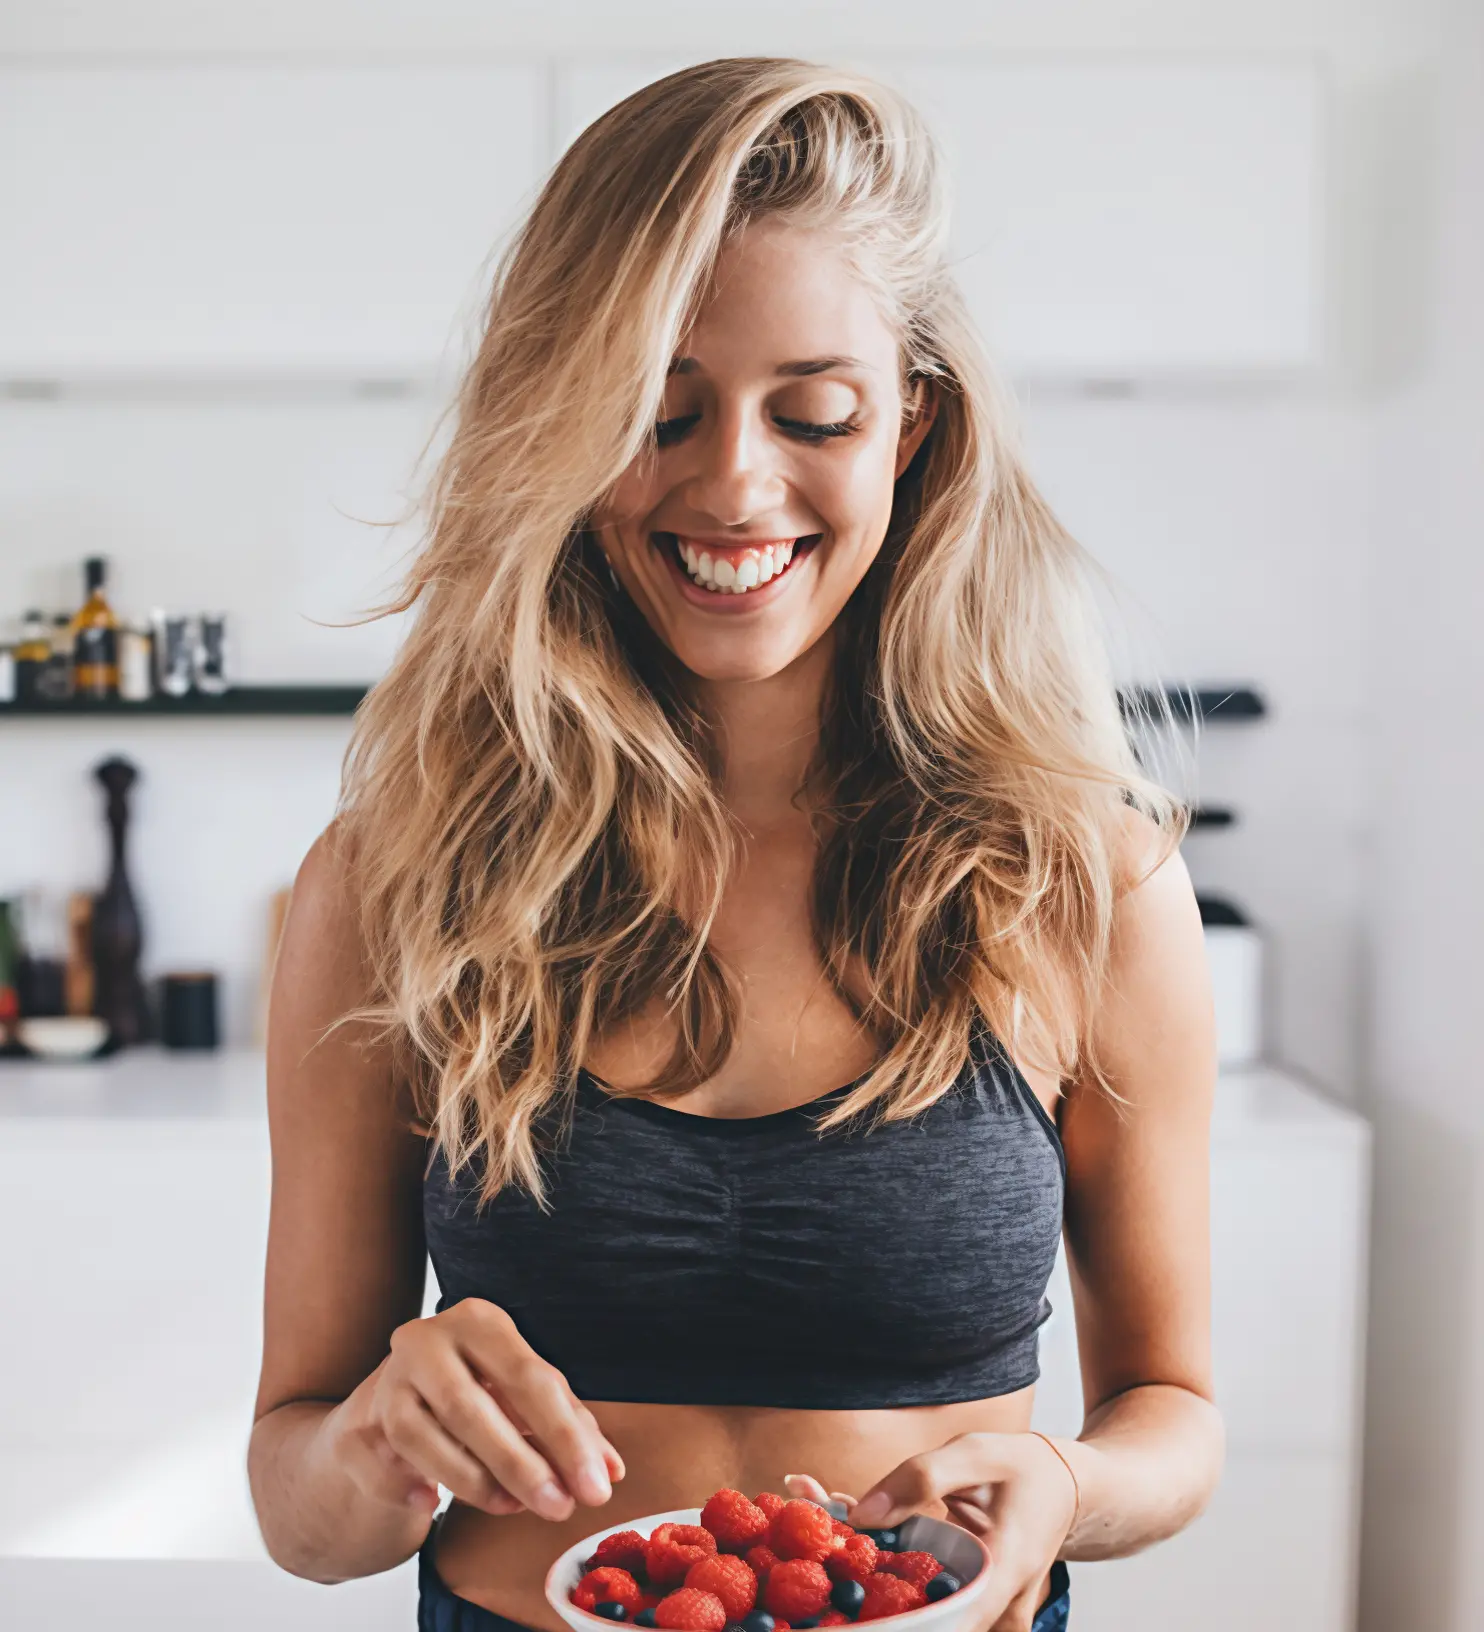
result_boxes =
[378,1389,529,1518]
[848,1432,1009,1529]
[447,1303,615,1509]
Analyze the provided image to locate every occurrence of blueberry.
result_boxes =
[925,1573,962,1602]
[594,1605,628,1622]
[741,1614,776,1632]
[861,1526,899,1552]
[634,1612,657,1628]
[793,1622,821,1630]
[830,1580,866,1616]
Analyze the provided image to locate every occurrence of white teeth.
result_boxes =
[674,537,803,594]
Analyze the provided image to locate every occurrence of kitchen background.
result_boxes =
[0,1,1479,1631]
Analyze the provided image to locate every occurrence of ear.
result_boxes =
[894,377,939,479]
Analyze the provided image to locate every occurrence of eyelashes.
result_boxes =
[652,413,860,449]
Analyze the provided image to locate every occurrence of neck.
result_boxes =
[697,632,834,828]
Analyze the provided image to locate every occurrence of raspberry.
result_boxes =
[824,1532,879,1584]
[753,1492,786,1522]
[592,1530,650,1575]
[820,1615,852,1627]
[858,1573,927,1621]
[700,1487,771,1554]
[573,1568,645,1614]
[763,1559,832,1621]
[745,1544,781,1582]
[654,1588,727,1631]
[769,1501,838,1564]
[830,1518,854,1539]
[683,1555,757,1620]
[639,1592,664,1612]
[879,1552,943,1591]
[647,1523,718,1587]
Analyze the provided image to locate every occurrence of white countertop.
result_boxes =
[0,1045,1370,1145]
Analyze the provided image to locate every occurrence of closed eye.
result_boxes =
[653,412,861,449]
[774,416,860,443]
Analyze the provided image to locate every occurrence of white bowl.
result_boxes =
[546,1505,993,1632]
[16,1016,109,1060]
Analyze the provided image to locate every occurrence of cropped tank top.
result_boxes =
[422,1022,1065,1410]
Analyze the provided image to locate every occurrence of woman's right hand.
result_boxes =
[324,1298,625,1524]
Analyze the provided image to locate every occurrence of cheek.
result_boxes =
[598,465,660,536]
[815,436,900,538]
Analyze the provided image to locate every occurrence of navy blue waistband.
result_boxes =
[417,1538,1070,1631]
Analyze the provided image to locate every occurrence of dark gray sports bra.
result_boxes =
[422,1020,1065,1409]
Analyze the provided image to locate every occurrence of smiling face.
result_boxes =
[592,220,935,685]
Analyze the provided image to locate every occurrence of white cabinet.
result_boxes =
[1034,1067,1371,1632]
[555,57,1325,382]
[0,66,546,380]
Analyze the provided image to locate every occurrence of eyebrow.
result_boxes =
[668,355,871,377]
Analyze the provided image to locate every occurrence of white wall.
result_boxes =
[2,0,1438,1085]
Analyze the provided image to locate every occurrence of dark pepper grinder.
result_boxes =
[91,755,150,1046]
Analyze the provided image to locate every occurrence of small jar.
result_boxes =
[118,624,154,702]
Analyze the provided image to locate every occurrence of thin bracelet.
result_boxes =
[1028,1430,1082,1532]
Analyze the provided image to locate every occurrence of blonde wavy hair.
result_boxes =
[338,56,1184,1203]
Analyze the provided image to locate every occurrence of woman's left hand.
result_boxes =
[784,1431,1078,1632]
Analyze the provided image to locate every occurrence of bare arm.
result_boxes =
[248,830,623,1583]
[1051,823,1224,1559]
[248,829,439,1580]
[843,814,1223,1627]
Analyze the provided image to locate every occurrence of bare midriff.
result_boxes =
[434,1386,1037,1628]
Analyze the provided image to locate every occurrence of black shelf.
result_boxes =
[1189,805,1237,830]
[4,682,1263,725]
[1119,686,1266,723]
[0,684,370,718]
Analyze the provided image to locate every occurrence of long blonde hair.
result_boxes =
[338,57,1183,1202]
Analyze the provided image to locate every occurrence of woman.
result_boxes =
[249,58,1223,1632]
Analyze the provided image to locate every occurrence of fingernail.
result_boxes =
[851,1492,891,1525]
[536,1480,573,1518]
[580,1460,612,1504]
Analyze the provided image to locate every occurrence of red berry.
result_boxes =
[700,1488,771,1554]
[858,1573,927,1620]
[639,1592,664,1612]
[753,1491,786,1522]
[825,1532,879,1584]
[647,1524,718,1588]
[879,1551,944,1591]
[745,1543,781,1582]
[820,1614,852,1626]
[654,1588,727,1631]
[592,1530,650,1575]
[769,1500,838,1564]
[684,1555,757,1619]
[572,1568,645,1614]
[763,1559,832,1621]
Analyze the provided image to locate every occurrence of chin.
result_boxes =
[671,643,804,684]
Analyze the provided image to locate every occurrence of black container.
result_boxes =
[160,971,219,1051]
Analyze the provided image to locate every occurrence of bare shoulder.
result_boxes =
[267,821,402,1121]
[1078,802,1214,1113]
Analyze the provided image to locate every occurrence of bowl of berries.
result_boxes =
[546,1487,991,1632]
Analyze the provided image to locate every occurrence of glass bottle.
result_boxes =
[70,557,119,699]
[14,611,50,704]
[40,613,75,701]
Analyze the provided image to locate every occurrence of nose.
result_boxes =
[682,402,785,528]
